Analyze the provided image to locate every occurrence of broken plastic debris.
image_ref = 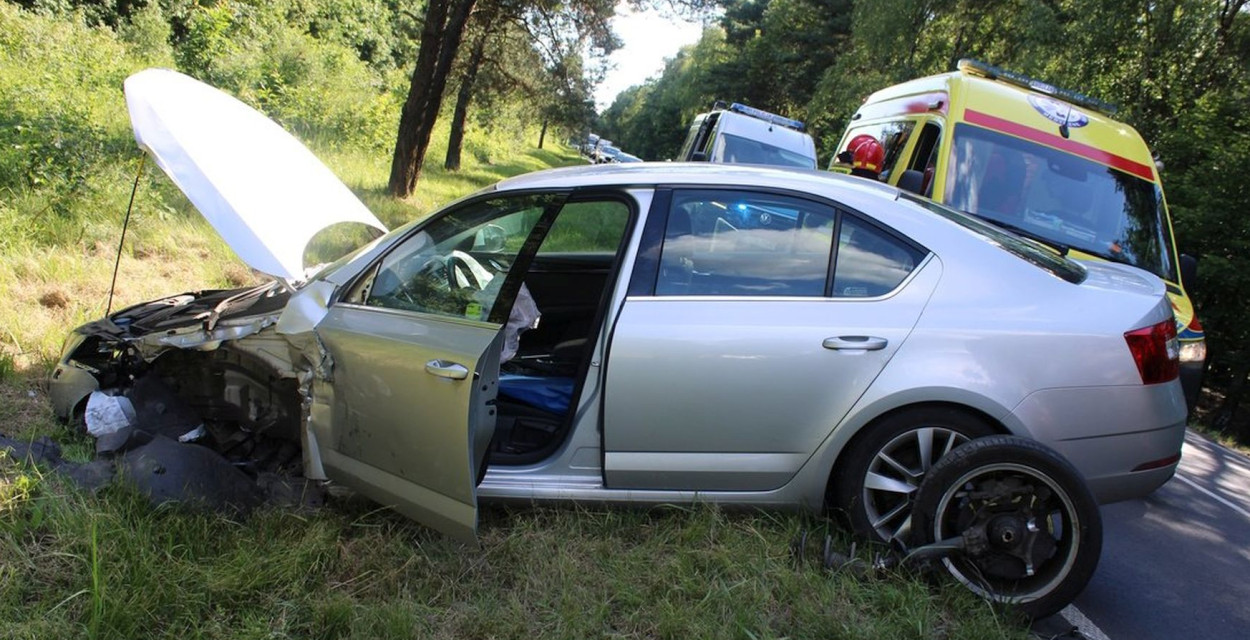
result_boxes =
[85,391,137,437]
[177,424,207,443]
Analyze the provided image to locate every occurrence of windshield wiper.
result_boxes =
[984,219,1070,256]
[1067,244,1133,267]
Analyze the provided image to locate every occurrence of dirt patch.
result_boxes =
[223,264,256,287]
[38,289,69,309]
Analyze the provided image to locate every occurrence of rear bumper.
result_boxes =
[1011,382,1187,504]
[1048,424,1185,504]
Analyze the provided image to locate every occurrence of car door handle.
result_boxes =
[823,336,888,351]
[425,360,469,380]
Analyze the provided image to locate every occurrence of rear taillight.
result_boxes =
[1124,319,1180,384]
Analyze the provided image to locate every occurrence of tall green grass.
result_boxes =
[0,458,1024,640]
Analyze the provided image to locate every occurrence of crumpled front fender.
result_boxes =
[49,362,100,420]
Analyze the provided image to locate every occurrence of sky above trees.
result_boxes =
[594,4,707,108]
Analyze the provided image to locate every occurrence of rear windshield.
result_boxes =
[901,194,1087,284]
[944,122,1176,281]
[717,133,815,168]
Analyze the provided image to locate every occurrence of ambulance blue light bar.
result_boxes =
[957,59,1118,116]
[727,102,806,131]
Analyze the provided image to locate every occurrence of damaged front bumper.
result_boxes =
[42,281,327,512]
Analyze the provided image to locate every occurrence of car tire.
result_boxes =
[910,435,1102,620]
[830,406,996,543]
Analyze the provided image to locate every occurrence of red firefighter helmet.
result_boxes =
[836,134,878,164]
[852,138,885,173]
[846,134,877,155]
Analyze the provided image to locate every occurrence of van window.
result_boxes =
[717,133,815,168]
[944,122,1176,281]
[906,122,942,174]
[679,114,718,160]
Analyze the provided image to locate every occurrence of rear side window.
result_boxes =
[833,216,927,297]
[657,190,836,296]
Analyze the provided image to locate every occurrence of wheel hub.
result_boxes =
[953,476,1059,579]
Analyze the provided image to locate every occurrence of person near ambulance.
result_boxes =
[849,137,885,180]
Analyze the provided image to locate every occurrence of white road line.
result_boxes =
[1059,604,1111,640]
[1174,473,1250,521]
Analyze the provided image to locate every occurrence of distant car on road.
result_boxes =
[594,144,621,164]
[581,133,600,157]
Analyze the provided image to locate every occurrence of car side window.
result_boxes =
[656,190,835,296]
[832,215,927,297]
[353,194,561,321]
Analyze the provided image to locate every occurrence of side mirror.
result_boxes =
[690,151,708,162]
[473,224,507,253]
[1180,253,1199,294]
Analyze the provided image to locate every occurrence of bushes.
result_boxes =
[0,4,136,193]
[0,2,402,247]
[171,1,399,151]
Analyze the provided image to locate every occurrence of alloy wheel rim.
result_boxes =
[862,426,970,541]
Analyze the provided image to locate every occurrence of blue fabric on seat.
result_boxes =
[498,375,576,414]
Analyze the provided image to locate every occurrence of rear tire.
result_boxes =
[830,406,995,542]
[910,435,1102,620]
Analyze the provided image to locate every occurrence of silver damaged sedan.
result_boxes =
[51,70,1187,548]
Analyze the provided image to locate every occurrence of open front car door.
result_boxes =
[304,194,568,543]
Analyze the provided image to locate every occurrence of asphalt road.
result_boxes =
[1032,429,1250,639]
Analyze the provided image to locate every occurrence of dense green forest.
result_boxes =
[600,0,1250,440]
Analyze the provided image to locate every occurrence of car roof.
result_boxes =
[487,163,941,236]
[493,162,892,197]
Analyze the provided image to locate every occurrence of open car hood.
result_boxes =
[124,68,387,282]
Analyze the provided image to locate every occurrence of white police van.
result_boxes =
[676,102,817,169]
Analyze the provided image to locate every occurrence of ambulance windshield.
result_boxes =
[944,122,1176,282]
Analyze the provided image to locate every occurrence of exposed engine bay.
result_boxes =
[47,282,320,509]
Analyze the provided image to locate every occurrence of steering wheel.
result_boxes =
[445,251,492,291]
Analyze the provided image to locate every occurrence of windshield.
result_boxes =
[944,123,1176,281]
[717,133,815,168]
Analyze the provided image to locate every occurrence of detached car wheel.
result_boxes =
[832,407,995,542]
[910,435,1102,620]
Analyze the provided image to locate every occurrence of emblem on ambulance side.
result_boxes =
[1028,94,1089,128]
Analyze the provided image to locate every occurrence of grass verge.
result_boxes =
[0,459,1025,640]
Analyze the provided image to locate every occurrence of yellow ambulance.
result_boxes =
[833,59,1205,408]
